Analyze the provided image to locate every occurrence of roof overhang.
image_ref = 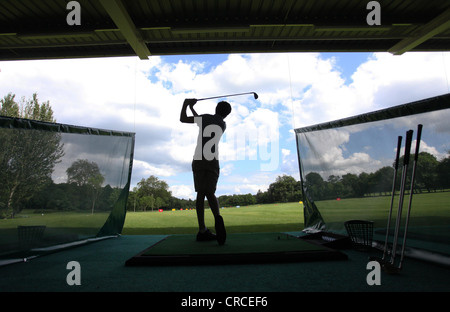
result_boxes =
[1,0,449,61]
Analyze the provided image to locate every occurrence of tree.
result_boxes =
[1,92,56,122]
[327,175,344,199]
[67,159,103,186]
[0,93,19,117]
[414,152,439,192]
[268,175,299,203]
[0,93,63,218]
[436,152,450,190]
[357,172,370,197]
[341,173,359,198]
[369,166,394,196]
[23,93,56,122]
[304,172,325,200]
[135,176,172,211]
[140,195,155,211]
[66,159,105,213]
[255,190,270,204]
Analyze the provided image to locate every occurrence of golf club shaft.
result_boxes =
[391,129,413,265]
[399,124,423,269]
[196,92,256,101]
[383,136,403,261]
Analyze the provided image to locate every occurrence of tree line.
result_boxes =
[304,151,450,201]
[128,150,450,211]
[127,174,302,211]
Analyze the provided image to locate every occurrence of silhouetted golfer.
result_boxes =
[180,98,232,245]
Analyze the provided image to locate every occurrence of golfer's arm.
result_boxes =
[190,105,199,117]
[180,101,194,123]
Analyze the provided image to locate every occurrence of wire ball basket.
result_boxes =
[344,220,374,251]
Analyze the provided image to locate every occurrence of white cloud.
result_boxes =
[351,52,450,108]
[220,163,234,176]
[297,128,382,178]
[221,107,280,168]
[2,51,449,198]
[218,170,279,195]
[170,184,194,199]
[412,140,446,161]
[281,148,300,176]
[288,52,450,129]
[133,159,178,178]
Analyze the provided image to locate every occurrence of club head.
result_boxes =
[382,262,401,274]
[368,256,385,263]
[253,92,259,100]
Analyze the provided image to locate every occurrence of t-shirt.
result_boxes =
[193,114,226,165]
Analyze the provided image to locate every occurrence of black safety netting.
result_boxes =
[0,117,134,265]
[295,93,450,262]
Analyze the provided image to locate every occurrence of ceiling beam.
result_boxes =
[98,0,150,59]
[388,7,450,55]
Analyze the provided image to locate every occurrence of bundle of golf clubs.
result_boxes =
[370,124,423,274]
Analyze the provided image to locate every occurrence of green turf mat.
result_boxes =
[125,232,347,266]
[145,232,322,255]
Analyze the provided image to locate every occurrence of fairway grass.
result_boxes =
[316,191,450,229]
[0,211,110,229]
[122,191,450,235]
[122,202,305,235]
[1,192,447,237]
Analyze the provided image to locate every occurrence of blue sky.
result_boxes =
[1,52,449,199]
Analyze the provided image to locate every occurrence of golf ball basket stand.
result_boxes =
[344,220,374,251]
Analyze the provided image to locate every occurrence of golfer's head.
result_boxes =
[216,101,232,118]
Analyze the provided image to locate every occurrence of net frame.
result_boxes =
[294,93,450,260]
[0,116,135,264]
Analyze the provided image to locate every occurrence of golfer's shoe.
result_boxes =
[215,215,226,245]
[196,229,216,242]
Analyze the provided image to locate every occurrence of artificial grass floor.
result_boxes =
[125,232,346,266]
[143,233,322,255]
[0,233,448,293]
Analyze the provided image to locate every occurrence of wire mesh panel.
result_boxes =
[0,117,135,264]
[17,225,46,250]
[295,93,450,257]
[344,220,374,251]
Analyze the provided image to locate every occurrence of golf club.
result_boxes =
[398,124,423,270]
[384,136,403,261]
[196,92,259,102]
[384,129,413,274]
[369,136,402,266]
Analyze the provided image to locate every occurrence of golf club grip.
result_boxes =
[394,136,402,170]
[414,124,423,161]
[403,130,414,166]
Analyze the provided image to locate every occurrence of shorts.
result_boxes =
[192,160,220,194]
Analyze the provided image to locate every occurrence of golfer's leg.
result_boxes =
[207,192,226,245]
[205,165,220,217]
[206,193,220,217]
[196,192,206,231]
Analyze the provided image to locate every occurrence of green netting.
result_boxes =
[0,117,134,264]
[295,93,450,257]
